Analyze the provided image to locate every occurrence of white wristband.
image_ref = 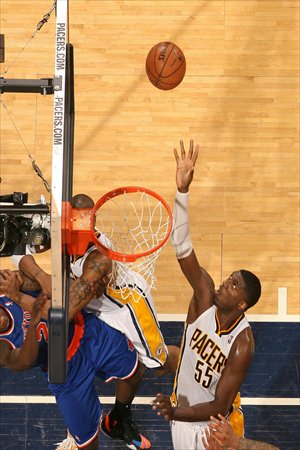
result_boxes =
[171,191,193,259]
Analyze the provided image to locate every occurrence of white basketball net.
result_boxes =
[93,189,172,301]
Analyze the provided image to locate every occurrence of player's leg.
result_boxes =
[51,373,102,450]
[94,320,151,449]
[100,289,169,368]
[154,344,180,376]
[171,421,206,450]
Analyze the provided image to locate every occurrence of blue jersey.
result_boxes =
[0,294,138,447]
[0,294,77,369]
[0,294,48,368]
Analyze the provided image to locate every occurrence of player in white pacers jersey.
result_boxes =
[71,238,169,370]
[68,194,178,449]
[153,140,262,450]
[69,195,177,373]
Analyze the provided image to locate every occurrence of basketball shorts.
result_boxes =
[47,312,138,448]
[171,420,208,450]
[227,392,244,437]
[87,287,168,369]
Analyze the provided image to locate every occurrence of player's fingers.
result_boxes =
[174,148,179,163]
[192,144,199,164]
[213,434,224,446]
[188,139,194,158]
[217,414,226,422]
[202,435,209,450]
[180,140,185,159]
[17,272,23,284]
[0,269,11,279]
[202,428,211,449]
[209,416,220,426]
[208,422,217,432]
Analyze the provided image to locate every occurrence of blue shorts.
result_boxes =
[48,311,138,448]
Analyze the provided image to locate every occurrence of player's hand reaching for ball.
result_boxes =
[174,139,199,193]
[152,393,175,421]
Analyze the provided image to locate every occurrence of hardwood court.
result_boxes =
[0,0,299,315]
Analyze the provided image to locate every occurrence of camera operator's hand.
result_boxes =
[0,269,23,301]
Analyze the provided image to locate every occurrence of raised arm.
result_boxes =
[171,140,214,319]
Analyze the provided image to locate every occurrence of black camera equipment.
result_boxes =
[0,192,50,256]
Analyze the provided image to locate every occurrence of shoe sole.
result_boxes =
[99,420,116,440]
[126,444,138,450]
[126,440,151,449]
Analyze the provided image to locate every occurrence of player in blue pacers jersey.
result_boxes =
[0,266,151,450]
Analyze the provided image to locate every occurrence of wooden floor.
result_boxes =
[0,0,299,315]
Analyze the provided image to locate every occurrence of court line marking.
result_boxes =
[0,396,299,406]
[159,287,300,322]
[158,314,299,322]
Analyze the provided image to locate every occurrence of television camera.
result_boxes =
[0,192,50,256]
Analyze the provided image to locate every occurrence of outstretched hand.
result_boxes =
[202,414,240,450]
[152,393,175,421]
[174,139,199,193]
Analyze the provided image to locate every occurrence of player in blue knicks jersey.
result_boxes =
[152,141,262,450]
[0,268,151,450]
[0,292,48,371]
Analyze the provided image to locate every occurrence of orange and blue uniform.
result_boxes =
[0,293,138,448]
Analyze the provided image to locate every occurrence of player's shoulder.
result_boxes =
[86,248,110,264]
[230,325,255,357]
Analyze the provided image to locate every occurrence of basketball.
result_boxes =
[145,41,186,90]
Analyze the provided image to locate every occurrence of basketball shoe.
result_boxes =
[55,431,77,450]
[100,412,151,449]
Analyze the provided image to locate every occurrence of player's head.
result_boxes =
[71,194,94,209]
[240,269,261,309]
[215,270,261,312]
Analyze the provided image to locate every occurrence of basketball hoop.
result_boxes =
[90,186,173,299]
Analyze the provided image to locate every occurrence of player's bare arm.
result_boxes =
[19,255,51,296]
[0,268,42,292]
[0,270,50,319]
[68,250,111,320]
[0,295,47,371]
[238,438,279,449]
[172,139,215,319]
[203,414,279,450]
[153,327,254,422]
[211,327,254,414]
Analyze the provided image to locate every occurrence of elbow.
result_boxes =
[211,397,233,418]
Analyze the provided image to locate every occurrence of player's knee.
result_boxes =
[154,345,180,377]
[130,361,145,383]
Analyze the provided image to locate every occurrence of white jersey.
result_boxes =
[172,305,249,428]
[70,244,168,369]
